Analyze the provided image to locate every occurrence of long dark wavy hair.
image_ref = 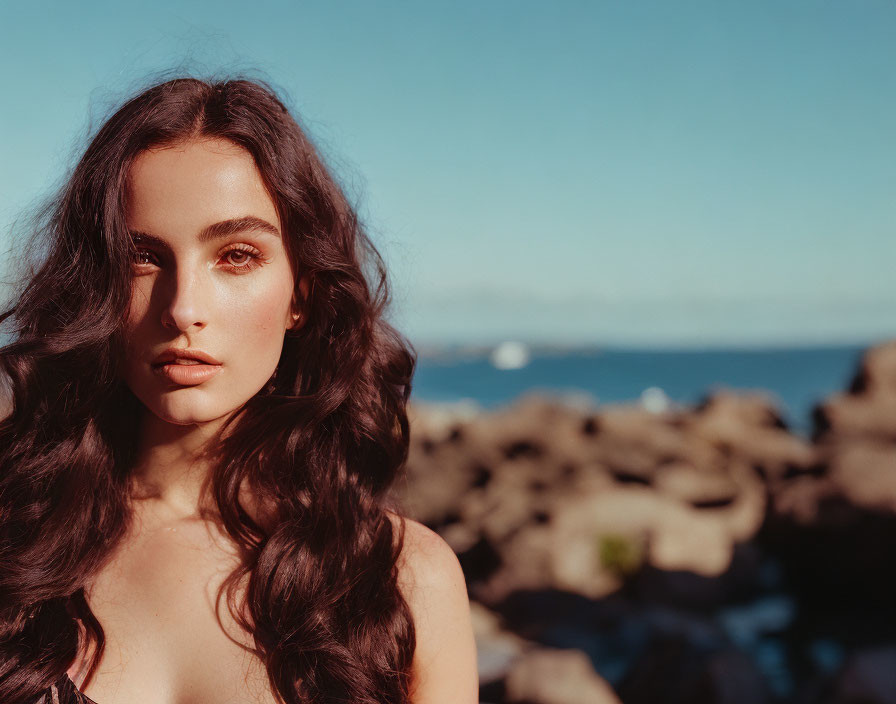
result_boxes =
[0,74,418,704]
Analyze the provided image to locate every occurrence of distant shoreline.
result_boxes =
[411,339,879,363]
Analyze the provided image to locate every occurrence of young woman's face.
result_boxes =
[122,137,302,426]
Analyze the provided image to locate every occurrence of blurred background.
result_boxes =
[2,2,895,702]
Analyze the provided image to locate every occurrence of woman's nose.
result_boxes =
[160,263,210,332]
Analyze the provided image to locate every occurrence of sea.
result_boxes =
[410,342,878,438]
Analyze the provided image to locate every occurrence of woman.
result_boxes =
[0,76,478,704]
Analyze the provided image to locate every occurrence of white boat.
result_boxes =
[490,341,530,370]
[640,386,670,413]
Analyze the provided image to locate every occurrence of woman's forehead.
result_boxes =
[125,139,280,237]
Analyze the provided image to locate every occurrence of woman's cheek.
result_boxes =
[224,284,291,359]
[123,298,148,368]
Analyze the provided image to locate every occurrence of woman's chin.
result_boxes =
[148,403,233,427]
[128,376,265,427]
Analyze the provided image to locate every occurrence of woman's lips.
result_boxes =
[152,361,222,386]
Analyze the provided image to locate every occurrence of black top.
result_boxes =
[37,673,98,704]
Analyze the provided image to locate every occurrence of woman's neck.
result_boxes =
[129,412,228,520]
[128,409,278,532]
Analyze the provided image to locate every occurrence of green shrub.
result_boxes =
[597,532,645,576]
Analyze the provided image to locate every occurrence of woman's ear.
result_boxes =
[288,274,312,331]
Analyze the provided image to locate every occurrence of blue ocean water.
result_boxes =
[411,343,873,438]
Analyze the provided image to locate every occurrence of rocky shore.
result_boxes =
[391,339,896,704]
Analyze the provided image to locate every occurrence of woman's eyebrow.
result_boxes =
[129,215,281,245]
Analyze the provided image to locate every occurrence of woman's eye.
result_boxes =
[133,249,157,267]
[221,246,263,272]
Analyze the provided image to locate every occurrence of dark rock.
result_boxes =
[617,633,773,704]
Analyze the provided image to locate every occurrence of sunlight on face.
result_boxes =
[122,137,301,426]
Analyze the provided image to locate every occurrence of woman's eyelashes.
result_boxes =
[218,244,266,272]
[132,244,267,274]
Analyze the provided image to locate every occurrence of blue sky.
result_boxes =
[1,1,894,347]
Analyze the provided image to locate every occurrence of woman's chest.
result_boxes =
[72,518,280,704]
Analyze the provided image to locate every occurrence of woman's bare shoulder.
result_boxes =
[384,511,479,703]
[385,512,460,588]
